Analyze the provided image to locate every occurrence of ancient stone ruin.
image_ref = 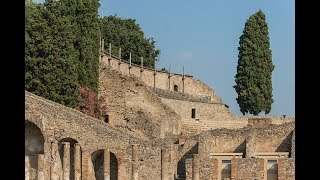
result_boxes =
[25,43,295,180]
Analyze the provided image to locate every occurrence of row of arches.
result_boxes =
[25,121,120,180]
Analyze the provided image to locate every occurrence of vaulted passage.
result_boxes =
[58,138,82,180]
[92,150,119,180]
[25,121,45,180]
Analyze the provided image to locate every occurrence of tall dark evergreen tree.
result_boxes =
[59,0,101,93]
[100,16,160,68]
[25,0,79,107]
[234,10,274,115]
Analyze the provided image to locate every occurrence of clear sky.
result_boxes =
[33,0,295,116]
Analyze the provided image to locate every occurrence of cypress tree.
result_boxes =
[234,10,274,115]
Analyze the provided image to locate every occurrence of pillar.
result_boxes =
[168,64,171,91]
[132,144,139,180]
[51,141,59,180]
[161,149,169,180]
[25,156,30,180]
[74,143,81,180]
[192,154,199,180]
[104,150,110,180]
[81,152,90,180]
[62,142,70,180]
[37,154,45,180]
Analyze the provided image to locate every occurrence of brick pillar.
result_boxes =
[62,142,70,180]
[192,154,199,180]
[161,149,169,180]
[104,150,110,180]
[81,152,90,180]
[132,145,139,180]
[37,154,45,180]
[74,143,81,180]
[25,156,30,180]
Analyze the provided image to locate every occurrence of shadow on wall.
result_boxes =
[275,131,293,153]
[25,121,45,180]
[176,142,199,179]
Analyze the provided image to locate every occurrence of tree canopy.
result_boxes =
[100,15,160,68]
[234,10,274,115]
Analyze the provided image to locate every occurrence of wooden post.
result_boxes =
[182,65,185,93]
[168,64,171,91]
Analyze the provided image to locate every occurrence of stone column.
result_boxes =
[132,144,139,180]
[25,156,30,180]
[104,150,110,180]
[192,154,199,180]
[140,57,144,80]
[74,143,81,180]
[81,152,90,180]
[50,141,59,180]
[161,149,169,180]
[62,142,70,180]
[37,154,45,180]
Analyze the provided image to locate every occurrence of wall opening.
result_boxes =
[91,150,118,180]
[58,138,82,180]
[25,121,45,180]
[104,115,109,123]
[110,152,118,180]
[267,160,278,180]
[92,150,104,180]
[174,85,178,91]
[221,160,231,180]
[191,108,196,119]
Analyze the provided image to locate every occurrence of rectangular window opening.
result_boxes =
[191,108,196,118]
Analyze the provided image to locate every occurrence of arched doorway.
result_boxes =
[25,121,45,180]
[58,138,82,180]
[91,150,119,180]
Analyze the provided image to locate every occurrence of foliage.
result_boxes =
[76,87,108,119]
[25,0,101,107]
[100,15,160,68]
[234,10,274,115]
[25,1,79,107]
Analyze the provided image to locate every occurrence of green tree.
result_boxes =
[100,15,160,68]
[234,10,274,115]
[59,0,101,93]
[25,0,79,107]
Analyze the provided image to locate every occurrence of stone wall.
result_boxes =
[25,91,176,180]
[101,54,222,103]
[231,158,266,180]
[99,61,181,138]
[278,158,295,180]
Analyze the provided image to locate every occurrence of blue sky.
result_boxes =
[33,0,295,116]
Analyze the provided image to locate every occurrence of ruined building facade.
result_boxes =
[25,45,295,180]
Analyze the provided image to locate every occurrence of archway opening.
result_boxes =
[58,138,82,180]
[25,121,45,180]
[92,150,104,180]
[91,150,118,180]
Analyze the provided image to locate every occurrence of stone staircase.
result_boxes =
[181,118,248,134]
[201,120,247,130]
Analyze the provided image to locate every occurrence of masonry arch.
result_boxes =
[58,138,82,180]
[91,149,119,180]
[176,143,198,179]
[25,120,45,180]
